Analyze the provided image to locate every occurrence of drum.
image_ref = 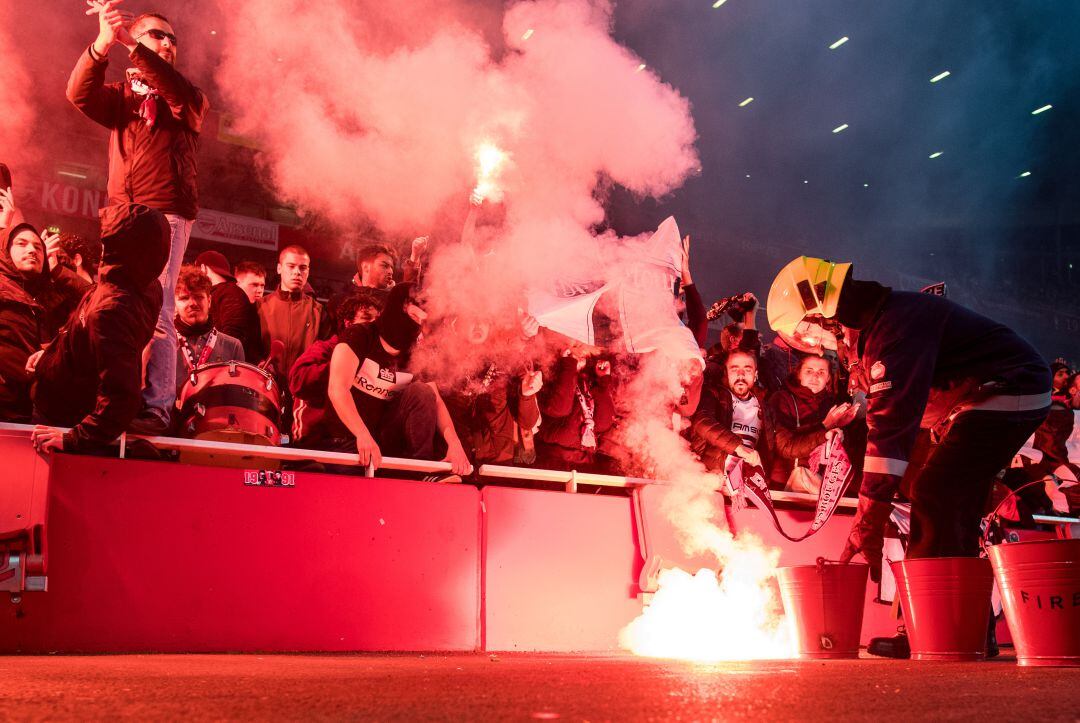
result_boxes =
[177,361,282,452]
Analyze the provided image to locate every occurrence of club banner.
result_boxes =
[725,436,854,542]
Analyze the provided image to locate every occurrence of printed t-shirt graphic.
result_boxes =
[730,392,761,448]
[341,323,413,430]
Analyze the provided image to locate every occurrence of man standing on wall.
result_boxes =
[68,0,210,433]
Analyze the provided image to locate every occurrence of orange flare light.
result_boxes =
[620,550,796,662]
[472,141,509,203]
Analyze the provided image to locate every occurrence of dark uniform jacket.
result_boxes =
[847,287,1051,502]
[32,204,169,452]
[67,44,209,219]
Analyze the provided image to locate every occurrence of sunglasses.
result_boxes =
[137,28,178,45]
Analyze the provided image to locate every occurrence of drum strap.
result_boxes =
[178,330,219,385]
[179,384,282,427]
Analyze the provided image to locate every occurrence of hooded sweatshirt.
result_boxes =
[32,203,169,451]
[0,218,52,421]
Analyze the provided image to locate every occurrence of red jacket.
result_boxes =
[67,45,209,220]
[288,336,339,446]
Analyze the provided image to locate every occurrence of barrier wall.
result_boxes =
[0,434,908,654]
[0,453,481,653]
[482,487,643,651]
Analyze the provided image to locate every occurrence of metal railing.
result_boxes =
[2,422,1077,524]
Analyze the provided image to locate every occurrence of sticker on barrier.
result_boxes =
[244,470,296,488]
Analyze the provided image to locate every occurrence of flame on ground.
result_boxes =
[619,542,796,662]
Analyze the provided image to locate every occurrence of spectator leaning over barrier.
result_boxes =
[173,265,245,400]
[69,3,210,435]
[195,250,262,361]
[290,288,381,449]
[327,283,472,480]
[535,346,616,473]
[691,349,771,475]
[234,261,267,305]
[30,204,169,453]
[767,354,859,490]
[258,245,330,386]
[441,316,544,469]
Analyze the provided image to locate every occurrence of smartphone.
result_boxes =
[0,163,11,192]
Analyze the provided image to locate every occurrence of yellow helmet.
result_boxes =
[767,256,851,340]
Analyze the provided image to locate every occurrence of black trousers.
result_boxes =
[324,382,441,462]
[906,407,1048,559]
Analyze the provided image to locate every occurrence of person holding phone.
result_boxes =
[67,0,209,434]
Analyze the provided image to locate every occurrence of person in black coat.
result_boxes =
[0,220,52,421]
[30,203,169,454]
[691,349,771,474]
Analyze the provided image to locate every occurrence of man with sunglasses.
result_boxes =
[67,0,209,435]
[767,257,1050,655]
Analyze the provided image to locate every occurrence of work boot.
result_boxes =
[986,616,1000,659]
[868,626,911,659]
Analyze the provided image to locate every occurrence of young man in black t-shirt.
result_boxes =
[326,283,472,477]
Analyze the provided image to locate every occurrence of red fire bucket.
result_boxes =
[891,557,993,661]
[777,561,868,659]
[988,539,1080,667]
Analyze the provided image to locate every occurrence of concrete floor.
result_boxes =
[1,652,1077,721]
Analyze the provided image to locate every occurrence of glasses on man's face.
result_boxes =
[138,28,178,46]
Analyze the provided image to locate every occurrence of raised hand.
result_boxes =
[41,229,62,271]
[87,0,133,55]
[520,368,543,397]
[0,187,15,229]
[410,236,429,263]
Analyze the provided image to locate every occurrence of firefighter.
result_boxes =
[767,257,1051,655]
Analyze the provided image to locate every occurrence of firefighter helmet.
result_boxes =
[767,256,851,348]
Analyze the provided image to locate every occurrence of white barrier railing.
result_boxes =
[2,422,1077,524]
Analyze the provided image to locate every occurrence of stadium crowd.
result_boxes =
[0,5,1077,524]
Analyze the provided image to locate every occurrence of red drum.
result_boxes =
[177,361,282,448]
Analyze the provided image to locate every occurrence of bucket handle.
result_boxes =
[980,478,1050,554]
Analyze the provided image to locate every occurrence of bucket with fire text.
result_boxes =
[988,538,1080,667]
[891,557,993,661]
[776,559,868,659]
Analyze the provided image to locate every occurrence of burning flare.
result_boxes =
[620,535,796,662]
[472,141,509,203]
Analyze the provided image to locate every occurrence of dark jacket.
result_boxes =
[691,361,771,472]
[257,289,330,384]
[32,204,169,451]
[210,280,262,361]
[444,365,542,466]
[536,356,615,469]
[840,284,1051,503]
[1030,403,1077,477]
[767,378,833,485]
[0,220,52,421]
[67,44,209,220]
